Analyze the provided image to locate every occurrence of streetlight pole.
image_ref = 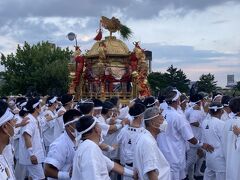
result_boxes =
[67,32,78,47]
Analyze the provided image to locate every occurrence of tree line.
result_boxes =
[0,41,239,97]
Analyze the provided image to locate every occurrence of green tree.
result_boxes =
[236,81,240,91]
[148,72,168,95]
[147,65,190,95]
[165,65,190,93]
[0,41,71,96]
[197,73,217,93]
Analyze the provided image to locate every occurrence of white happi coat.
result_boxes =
[134,130,171,180]
[157,106,194,179]
[221,110,230,122]
[54,106,66,139]
[19,113,45,165]
[71,139,114,180]
[13,114,23,160]
[45,131,75,180]
[42,109,57,147]
[188,108,205,141]
[201,116,226,172]
[95,115,110,136]
[0,154,16,180]
[222,115,240,180]
[117,125,145,165]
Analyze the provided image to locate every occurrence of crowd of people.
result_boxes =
[0,87,240,180]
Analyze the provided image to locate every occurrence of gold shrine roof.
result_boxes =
[85,36,130,58]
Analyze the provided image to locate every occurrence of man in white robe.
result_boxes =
[0,101,16,180]
[134,106,171,180]
[222,96,240,180]
[220,95,232,121]
[42,96,58,153]
[54,94,73,139]
[117,102,146,180]
[157,89,214,180]
[44,109,81,180]
[72,115,135,180]
[186,94,206,179]
[19,98,46,180]
[201,102,226,180]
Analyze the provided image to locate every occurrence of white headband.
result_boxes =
[75,117,97,145]
[180,99,187,104]
[146,99,158,107]
[81,99,94,104]
[172,89,181,101]
[0,108,14,126]
[209,105,223,112]
[64,117,79,126]
[93,106,102,110]
[144,113,160,121]
[79,118,97,135]
[20,101,27,108]
[49,97,57,104]
[223,104,229,107]
[33,101,40,109]
[213,94,222,101]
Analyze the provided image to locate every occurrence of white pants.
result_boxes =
[170,168,186,180]
[186,147,198,172]
[15,160,27,179]
[26,164,45,180]
[203,168,225,180]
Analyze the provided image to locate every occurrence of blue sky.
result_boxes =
[0,0,239,87]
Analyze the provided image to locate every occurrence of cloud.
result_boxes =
[146,43,240,86]
[0,0,239,87]
[0,0,239,20]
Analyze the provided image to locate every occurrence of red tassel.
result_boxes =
[94,29,102,41]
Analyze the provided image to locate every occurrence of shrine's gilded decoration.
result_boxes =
[68,17,151,103]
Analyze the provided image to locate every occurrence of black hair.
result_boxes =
[63,109,82,124]
[158,95,165,104]
[212,91,223,101]
[134,98,144,105]
[143,96,156,108]
[229,97,240,114]
[16,97,27,105]
[190,94,202,104]
[165,91,177,105]
[76,115,95,135]
[129,103,146,117]
[0,96,8,102]
[61,94,73,106]
[77,101,94,115]
[92,98,103,108]
[46,96,56,107]
[25,98,40,114]
[0,100,9,118]
[19,108,28,117]
[180,94,187,103]
[109,96,119,107]
[102,101,114,115]
[221,95,231,106]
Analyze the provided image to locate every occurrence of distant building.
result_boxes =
[226,74,237,88]
[144,50,152,73]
